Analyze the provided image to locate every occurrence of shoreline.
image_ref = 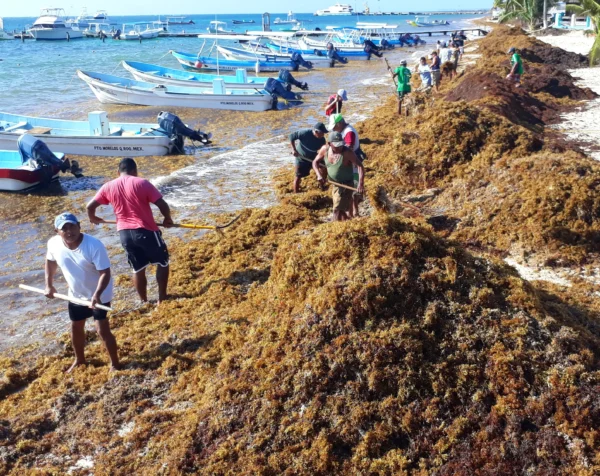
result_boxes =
[1,23,600,475]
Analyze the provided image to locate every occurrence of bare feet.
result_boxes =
[67,360,86,373]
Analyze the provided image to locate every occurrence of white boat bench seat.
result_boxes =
[4,121,30,132]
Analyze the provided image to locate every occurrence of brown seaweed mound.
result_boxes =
[178,216,600,474]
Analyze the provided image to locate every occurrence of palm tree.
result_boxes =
[567,0,600,65]
[498,0,540,30]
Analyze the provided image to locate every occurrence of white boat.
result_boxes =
[83,22,114,38]
[66,8,95,29]
[0,149,65,192]
[315,3,354,16]
[274,11,298,25]
[0,111,184,157]
[77,71,275,112]
[119,22,164,40]
[0,18,14,40]
[28,8,84,41]
[215,45,331,67]
[207,21,235,34]
[94,10,108,20]
[165,16,195,25]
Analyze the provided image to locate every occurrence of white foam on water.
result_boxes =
[152,135,290,212]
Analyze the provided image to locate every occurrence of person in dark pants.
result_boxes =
[87,158,173,305]
[289,122,328,192]
[45,212,120,372]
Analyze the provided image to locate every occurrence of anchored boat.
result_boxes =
[0,111,203,156]
[77,70,275,111]
[171,50,304,73]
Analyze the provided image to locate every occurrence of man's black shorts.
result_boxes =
[68,302,110,322]
[295,157,313,178]
[119,228,169,273]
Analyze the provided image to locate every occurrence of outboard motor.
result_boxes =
[157,111,212,153]
[112,28,121,40]
[277,70,308,91]
[290,52,313,71]
[265,77,299,102]
[327,47,348,66]
[380,38,393,50]
[363,39,383,59]
[17,134,79,182]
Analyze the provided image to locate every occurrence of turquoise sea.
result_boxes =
[0,12,481,114]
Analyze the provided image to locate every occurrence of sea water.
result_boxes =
[0,12,481,353]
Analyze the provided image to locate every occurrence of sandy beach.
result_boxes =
[1,23,599,475]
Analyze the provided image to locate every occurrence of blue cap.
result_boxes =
[54,212,79,230]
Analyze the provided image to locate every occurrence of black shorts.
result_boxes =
[119,228,169,273]
[295,157,313,178]
[68,302,110,322]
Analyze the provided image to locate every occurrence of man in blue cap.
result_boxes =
[45,212,121,372]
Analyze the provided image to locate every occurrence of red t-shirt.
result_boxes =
[325,94,343,116]
[343,130,357,149]
[94,175,162,231]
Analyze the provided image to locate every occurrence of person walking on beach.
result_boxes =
[313,131,365,222]
[289,122,328,193]
[87,158,173,305]
[506,47,523,88]
[328,114,365,217]
[451,42,460,74]
[430,51,441,92]
[45,212,120,372]
[417,56,433,91]
[325,89,348,117]
[391,59,412,116]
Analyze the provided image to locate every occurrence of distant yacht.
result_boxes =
[28,8,84,41]
[0,18,14,40]
[93,10,108,20]
[274,11,298,25]
[315,3,354,16]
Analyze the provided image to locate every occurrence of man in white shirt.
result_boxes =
[45,212,120,372]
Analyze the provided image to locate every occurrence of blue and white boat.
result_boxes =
[0,111,185,157]
[170,50,302,73]
[122,61,269,89]
[215,45,329,67]
[266,42,370,60]
[77,70,275,111]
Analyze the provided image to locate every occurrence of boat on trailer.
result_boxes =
[0,111,186,156]
[77,70,275,112]
[122,61,269,89]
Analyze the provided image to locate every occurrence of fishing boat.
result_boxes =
[232,19,256,25]
[0,136,68,192]
[118,22,164,40]
[66,8,95,29]
[314,3,354,15]
[0,111,186,157]
[165,16,195,25]
[77,71,275,112]
[207,21,235,34]
[28,8,84,40]
[122,61,269,89]
[274,11,298,25]
[215,44,330,67]
[0,18,14,40]
[267,41,370,60]
[407,16,450,27]
[94,10,109,20]
[171,50,304,73]
[83,22,114,38]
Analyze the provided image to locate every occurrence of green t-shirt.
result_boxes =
[394,66,412,93]
[511,53,524,75]
[289,128,326,161]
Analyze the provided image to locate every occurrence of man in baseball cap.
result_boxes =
[45,212,120,372]
[312,131,365,221]
[288,122,328,192]
[324,89,348,117]
[390,59,412,115]
[506,47,523,87]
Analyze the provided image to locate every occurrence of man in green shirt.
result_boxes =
[391,59,413,116]
[506,47,524,88]
[289,122,328,192]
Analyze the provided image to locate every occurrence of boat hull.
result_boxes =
[216,45,332,66]
[78,71,274,112]
[28,27,83,40]
[0,151,63,192]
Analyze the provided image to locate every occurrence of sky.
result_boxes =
[2,1,491,18]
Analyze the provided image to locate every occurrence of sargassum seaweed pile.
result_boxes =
[1,25,599,475]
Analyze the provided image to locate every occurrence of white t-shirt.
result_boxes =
[46,234,113,303]
[440,48,453,63]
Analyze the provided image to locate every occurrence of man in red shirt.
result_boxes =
[86,158,173,305]
[324,89,348,117]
